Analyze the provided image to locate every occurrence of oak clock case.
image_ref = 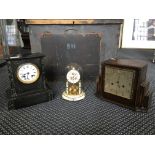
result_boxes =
[62,63,85,101]
[6,53,52,110]
[96,59,151,112]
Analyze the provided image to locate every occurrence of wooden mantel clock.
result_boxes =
[96,58,151,112]
[5,53,52,110]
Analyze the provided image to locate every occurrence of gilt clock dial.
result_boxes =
[104,66,135,99]
[17,63,40,84]
[67,68,80,84]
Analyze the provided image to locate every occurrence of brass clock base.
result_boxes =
[62,91,85,101]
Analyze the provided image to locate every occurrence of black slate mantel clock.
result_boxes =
[5,53,52,110]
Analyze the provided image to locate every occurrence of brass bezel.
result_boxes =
[17,63,40,84]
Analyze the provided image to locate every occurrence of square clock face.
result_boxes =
[104,66,136,99]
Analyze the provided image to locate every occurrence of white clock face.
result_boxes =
[104,66,135,99]
[17,63,40,84]
[67,69,80,84]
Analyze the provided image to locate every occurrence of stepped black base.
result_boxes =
[8,89,53,110]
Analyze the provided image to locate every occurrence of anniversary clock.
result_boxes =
[6,53,52,110]
[96,59,151,112]
[62,63,85,101]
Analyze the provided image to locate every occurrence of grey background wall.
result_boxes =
[118,48,154,61]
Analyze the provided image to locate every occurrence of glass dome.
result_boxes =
[62,63,85,101]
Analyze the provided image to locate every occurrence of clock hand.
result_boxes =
[26,72,30,80]
[22,74,27,80]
